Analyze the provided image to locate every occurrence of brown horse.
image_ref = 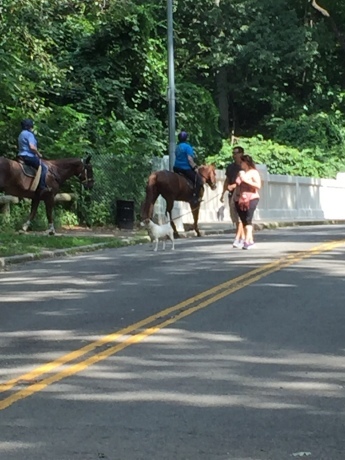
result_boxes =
[0,155,94,234]
[141,164,217,237]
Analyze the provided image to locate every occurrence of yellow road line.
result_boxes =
[0,247,291,393]
[0,240,344,410]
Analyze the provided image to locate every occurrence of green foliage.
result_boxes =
[0,232,133,258]
[0,200,80,232]
[208,136,345,179]
[272,113,345,154]
[84,110,163,224]
[78,198,111,227]
[1,0,345,228]
[57,210,79,227]
[0,200,32,232]
[38,106,92,159]
[175,82,221,161]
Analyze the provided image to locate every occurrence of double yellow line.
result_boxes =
[1,240,344,411]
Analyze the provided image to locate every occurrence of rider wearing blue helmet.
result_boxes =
[173,130,202,205]
[18,119,49,191]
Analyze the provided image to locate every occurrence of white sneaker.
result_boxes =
[242,242,255,250]
[232,239,244,249]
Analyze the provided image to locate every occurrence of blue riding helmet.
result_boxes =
[178,131,188,142]
[21,119,34,130]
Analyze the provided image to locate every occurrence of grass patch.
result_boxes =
[0,232,146,258]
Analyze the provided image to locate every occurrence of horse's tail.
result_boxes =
[141,172,159,220]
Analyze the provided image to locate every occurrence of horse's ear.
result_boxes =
[84,155,92,164]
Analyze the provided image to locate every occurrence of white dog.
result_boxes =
[141,218,175,252]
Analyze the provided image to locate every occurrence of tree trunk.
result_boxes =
[216,67,230,137]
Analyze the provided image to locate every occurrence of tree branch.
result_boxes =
[311,0,330,17]
[311,0,345,52]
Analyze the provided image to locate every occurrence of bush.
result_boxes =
[207,136,345,178]
[272,112,345,154]
[0,200,49,232]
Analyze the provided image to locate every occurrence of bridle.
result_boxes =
[199,168,216,190]
[78,161,93,187]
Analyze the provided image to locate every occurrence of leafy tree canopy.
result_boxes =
[1,0,345,224]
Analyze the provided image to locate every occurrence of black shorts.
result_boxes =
[235,198,259,226]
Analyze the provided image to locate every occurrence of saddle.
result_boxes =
[174,171,204,203]
[174,171,194,190]
[17,159,42,192]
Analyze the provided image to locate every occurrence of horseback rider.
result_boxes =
[17,118,49,192]
[173,130,203,205]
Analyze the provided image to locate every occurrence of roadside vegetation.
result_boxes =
[0,232,148,258]
[1,0,345,230]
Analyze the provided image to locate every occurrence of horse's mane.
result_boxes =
[198,164,215,171]
[47,158,82,166]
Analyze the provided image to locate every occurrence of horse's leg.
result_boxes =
[191,203,202,237]
[142,175,159,220]
[22,195,40,232]
[44,193,56,235]
[166,199,179,238]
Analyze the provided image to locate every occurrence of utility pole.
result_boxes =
[167,0,176,171]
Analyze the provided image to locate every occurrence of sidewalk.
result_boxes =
[1,219,345,270]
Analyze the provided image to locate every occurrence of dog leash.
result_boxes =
[168,191,222,222]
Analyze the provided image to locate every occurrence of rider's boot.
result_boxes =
[39,186,52,196]
[39,169,52,194]
[190,193,200,207]
[39,175,52,194]
[194,188,203,203]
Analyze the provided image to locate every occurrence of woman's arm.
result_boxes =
[241,170,261,189]
[220,177,229,202]
[187,155,198,170]
[28,132,42,158]
[29,142,42,158]
[185,143,197,170]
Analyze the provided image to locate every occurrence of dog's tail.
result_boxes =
[141,172,159,220]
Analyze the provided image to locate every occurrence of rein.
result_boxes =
[198,169,216,189]
[169,191,221,222]
[78,162,92,186]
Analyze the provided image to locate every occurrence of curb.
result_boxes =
[0,243,108,269]
[1,220,344,269]
[253,219,345,231]
[0,237,151,270]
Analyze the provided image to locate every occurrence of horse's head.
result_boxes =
[78,155,94,189]
[199,164,217,190]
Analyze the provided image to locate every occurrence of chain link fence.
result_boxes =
[78,152,153,226]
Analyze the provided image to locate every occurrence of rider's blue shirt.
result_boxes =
[18,129,37,157]
[174,142,195,170]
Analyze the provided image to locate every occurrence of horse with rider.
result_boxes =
[142,130,217,237]
[0,118,94,234]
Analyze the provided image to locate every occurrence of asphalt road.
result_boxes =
[1,225,345,460]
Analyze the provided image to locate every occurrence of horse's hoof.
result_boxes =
[47,229,56,236]
[18,229,27,235]
[196,232,202,237]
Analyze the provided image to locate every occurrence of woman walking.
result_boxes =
[234,154,261,250]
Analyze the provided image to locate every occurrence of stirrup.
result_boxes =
[39,186,52,194]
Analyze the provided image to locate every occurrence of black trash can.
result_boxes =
[116,200,135,230]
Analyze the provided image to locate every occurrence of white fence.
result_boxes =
[2,157,345,228]
[152,156,345,231]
